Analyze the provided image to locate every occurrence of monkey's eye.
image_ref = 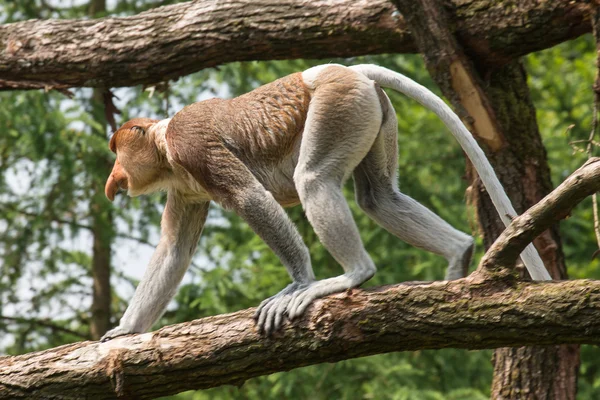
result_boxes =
[131,126,146,135]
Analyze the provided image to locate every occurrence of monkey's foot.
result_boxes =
[286,271,373,320]
[444,238,475,281]
[100,326,133,342]
[254,282,309,335]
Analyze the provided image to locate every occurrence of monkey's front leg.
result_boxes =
[101,195,209,341]
[220,182,315,334]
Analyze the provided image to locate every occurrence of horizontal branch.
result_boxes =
[0,315,89,340]
[0,0,590,90]
[1,277,600,399]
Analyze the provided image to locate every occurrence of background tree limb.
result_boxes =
[0,0,590,90]
[481,158,600,271]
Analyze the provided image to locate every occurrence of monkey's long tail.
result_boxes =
[350,64,551,281]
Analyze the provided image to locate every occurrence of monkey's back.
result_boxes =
[168,72,310,163]
[166,73,311,204]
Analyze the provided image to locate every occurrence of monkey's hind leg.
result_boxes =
[285,73,383,319]
[353,90,474,280]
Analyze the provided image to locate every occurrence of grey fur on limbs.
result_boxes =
[101,194,209,341]
[102,63,548,341]
[255,66,476,333]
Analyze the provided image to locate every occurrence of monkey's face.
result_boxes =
[105,118,164,201]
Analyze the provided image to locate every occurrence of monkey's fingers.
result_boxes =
[100,326,133,342]
[286,286,315,320]
[287,275,357,320]
[254,281,305,321]
[271,294,294,332]
[256,298,278,334]
[254,295,276,321]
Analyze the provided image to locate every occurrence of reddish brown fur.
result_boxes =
[107,118,166,197]
[166,73,311,202]
[109,118,158,153]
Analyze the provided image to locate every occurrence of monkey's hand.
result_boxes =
[100,326,134,342]
[254,281,310,335]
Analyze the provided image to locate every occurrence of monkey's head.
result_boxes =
[105,118,168,201]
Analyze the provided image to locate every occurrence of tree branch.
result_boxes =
[480,158,600,271]
[0,204,158,248]
[2,159,600,398]
[0,0,589,90]
[0,277,599,399]
[0,315,90,340]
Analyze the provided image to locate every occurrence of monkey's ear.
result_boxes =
[131,126,146,135]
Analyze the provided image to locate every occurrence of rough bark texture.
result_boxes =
[390,0,576,398]
[3,155,600,399]
[0,0,590,90]
[476,60,578,400]
[1,277,600,400]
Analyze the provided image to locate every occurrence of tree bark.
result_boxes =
[0,276,599,399]
[3,155,600,399]
[0,0,590,90]
[390,0,577,398]
[89,95,114,341]
[90,210,112,340]
[477,57,578,400]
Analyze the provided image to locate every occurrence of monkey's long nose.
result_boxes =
[105,161,128,201]
[105,175,119,201]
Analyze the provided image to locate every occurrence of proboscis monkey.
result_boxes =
[101,64,550,340]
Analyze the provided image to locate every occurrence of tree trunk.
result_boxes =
[90,200,112,340]
[390,1,578,398]
[89,89,113,340]
[1,276,600,399]
[476,58,579,400]
[0,0,590,90]
[88,0,113,341]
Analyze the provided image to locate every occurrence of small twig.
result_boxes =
[0,315,90,340]
[568,139,600,147]
[0,204,157,248]
[0,79,74,97]
[164,81,170,117]
[103,89,121,133]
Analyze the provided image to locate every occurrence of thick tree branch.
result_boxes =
[2,158,600,398]
[0,219,591,397]
[0,277,599,399]
[0,0,589,90]
[392,0,504,150]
